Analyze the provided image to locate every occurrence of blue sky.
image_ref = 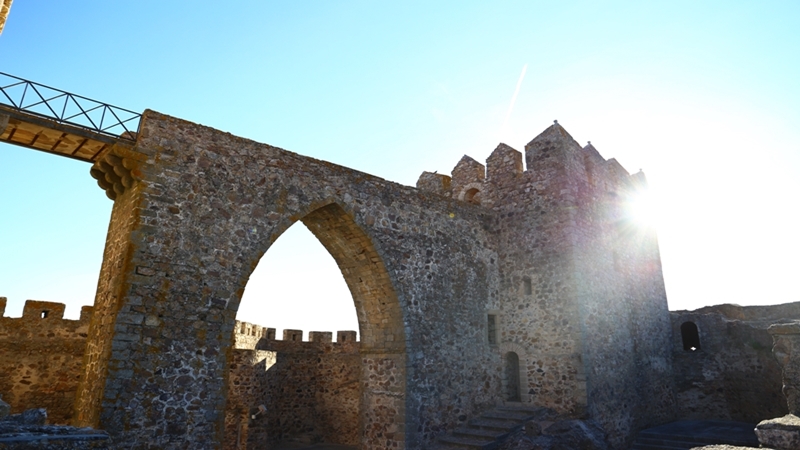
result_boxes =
[1,1,799,335]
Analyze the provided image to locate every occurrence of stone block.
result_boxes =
[756,414,800,450]
[337,330,357,343]
[309,331,332,343]
[283,329,303,342]
[22,300,65,320]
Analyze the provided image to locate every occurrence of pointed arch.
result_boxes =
[299,202,405,351]
[226,200,408,447]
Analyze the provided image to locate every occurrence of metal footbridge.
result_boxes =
[0,71,142,162]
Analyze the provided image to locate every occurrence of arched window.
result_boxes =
[464,187,481,205]
[681,321,701,351]
[505,352,521,401]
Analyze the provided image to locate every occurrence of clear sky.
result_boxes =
[1,1,799,337]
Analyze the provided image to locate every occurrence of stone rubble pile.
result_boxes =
[0,395,109,449]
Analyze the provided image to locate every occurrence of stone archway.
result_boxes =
[74,110,498,450]
[300,203,405,352]
[227,202,407,448]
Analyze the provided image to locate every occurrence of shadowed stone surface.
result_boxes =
[770,321,800,415]
[755,414,800,450]
[0,408,109,449]
[670,303,800,422]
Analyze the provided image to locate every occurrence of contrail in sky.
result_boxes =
[501,64,528,134]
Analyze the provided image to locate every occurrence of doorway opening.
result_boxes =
[505,351,521,402]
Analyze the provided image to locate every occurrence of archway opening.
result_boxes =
[505,351,521,402]
[681,321,700,351]
[236,222,358,338]
[226,202,405,450]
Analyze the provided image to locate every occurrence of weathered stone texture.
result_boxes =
[415,172,451,197]
[5,112,677,449]
[224,348,275,450]
[71,110,501,449]
[755,414,800,450]
[0,299,92,425]
[474,125,675,449]
[671,303,798,422]
[225,321,361,449]
[769,319,800,415]
[73,144,147,431]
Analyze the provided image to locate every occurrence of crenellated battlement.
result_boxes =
[417,122,644,208]
[232,320,359,351]
[0,298,93,339]
[0,298,93,425]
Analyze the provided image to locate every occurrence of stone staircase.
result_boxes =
[629,420,759,450]
[433,405,544,450]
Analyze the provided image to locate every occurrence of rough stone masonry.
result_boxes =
[4,111,677,449]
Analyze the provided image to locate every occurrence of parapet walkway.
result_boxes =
[630,420,759,449]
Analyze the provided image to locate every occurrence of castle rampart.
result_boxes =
[226,321,361,449]
[0,298,92,425]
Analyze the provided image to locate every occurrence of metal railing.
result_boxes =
[0,71,141,140]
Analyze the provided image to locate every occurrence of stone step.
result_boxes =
[630,443,694,450]
[494,405,542,415]
[630,437,707,450]
[437,434,498,450]
[467,417,521,432]
[480,410,534,422]
[636,431,758,447]
[451,426,508,441]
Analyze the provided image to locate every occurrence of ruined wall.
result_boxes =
[0,298,92,425]
[74,110,501,449]
[671,303,799,422]
[225,322,361,450]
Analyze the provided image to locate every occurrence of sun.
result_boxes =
[626,189,660,229]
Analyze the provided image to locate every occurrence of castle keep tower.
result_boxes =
[418,122,675,448]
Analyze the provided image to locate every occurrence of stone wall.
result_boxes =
[671,303,800,422]
[421,125,676,449]
[0,110,676,449]
[0,298,92,425]
[72,109,502,449]
[225,321,361,450]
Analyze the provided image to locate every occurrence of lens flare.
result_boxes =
[627,190,659,228]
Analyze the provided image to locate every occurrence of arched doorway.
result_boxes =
[505,351,521,402]
[681,321,701,351]
[225,202,406,449]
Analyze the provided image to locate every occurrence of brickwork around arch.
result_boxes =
[2,111,680,449]
[70,110,502,449]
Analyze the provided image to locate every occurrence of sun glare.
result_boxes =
[627,190,660,228]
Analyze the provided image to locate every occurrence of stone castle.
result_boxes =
[2,110,799,449]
